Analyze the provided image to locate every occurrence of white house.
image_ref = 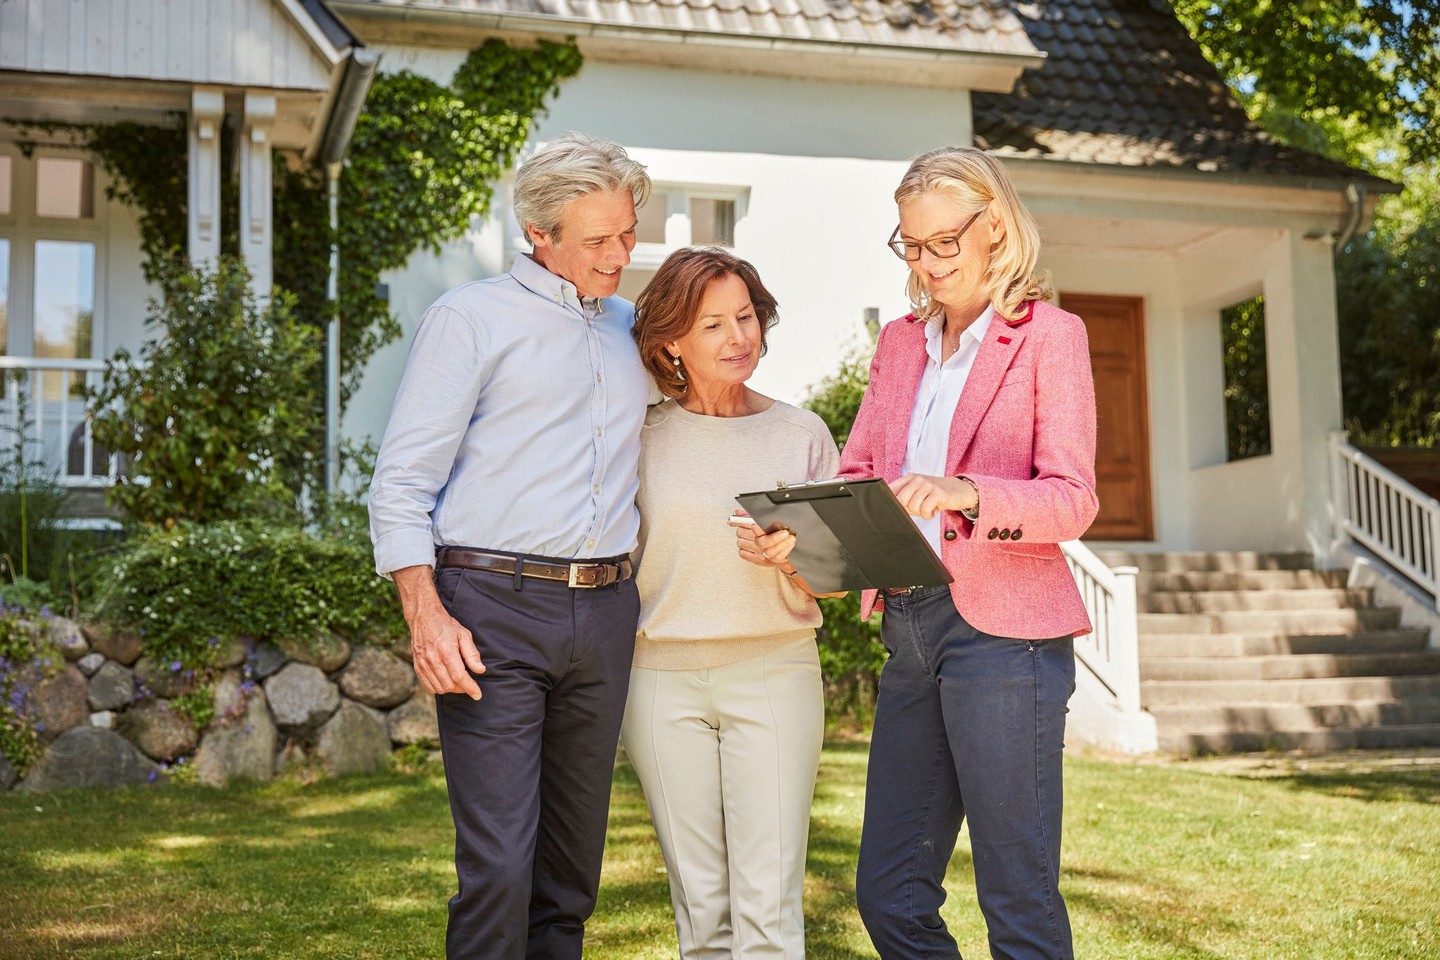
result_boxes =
[5,0,1436,752]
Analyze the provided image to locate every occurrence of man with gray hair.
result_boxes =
[369,132,652,959]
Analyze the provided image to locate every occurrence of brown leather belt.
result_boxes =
[436,547,633,589]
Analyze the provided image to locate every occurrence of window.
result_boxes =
[634,186,744,254]
[1220,294,1271,461]
[0,147,108,481]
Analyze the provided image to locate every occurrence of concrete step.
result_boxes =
[1148,699,1440,732]
[1143,674,1440,706]
[1093,550,1314,572]
[1137,569,1350,592]
[1158,724,1440,754]
[1138,628,1433,658]
[1139,588,1373,614]
[1138,607,1402,635]
[1141,651,1440,682]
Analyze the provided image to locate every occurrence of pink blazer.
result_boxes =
[838,300,1098,639]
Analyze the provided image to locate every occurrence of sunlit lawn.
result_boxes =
[2,744,1437,958]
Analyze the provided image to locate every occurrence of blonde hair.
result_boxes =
[894,146,1051,321]
[513,132,652,241]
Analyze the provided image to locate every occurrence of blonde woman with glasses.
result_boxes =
[834,146,1099,960]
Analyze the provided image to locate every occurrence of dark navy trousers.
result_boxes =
[856,584,1076,960]
[434,565,639,960]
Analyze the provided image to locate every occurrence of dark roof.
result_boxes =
[304,0,364,50]
[972,0,1392,187]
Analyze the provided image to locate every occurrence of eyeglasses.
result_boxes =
[887,209,984,262]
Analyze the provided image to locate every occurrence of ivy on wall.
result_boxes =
[8,37,582,405]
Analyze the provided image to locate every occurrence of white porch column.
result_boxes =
[1271,229,1347,565]
[187,87,225,266]
[239,92,276,303]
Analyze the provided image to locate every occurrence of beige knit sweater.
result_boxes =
[633,399,841,670]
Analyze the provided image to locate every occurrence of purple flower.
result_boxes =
[170,661,182,672]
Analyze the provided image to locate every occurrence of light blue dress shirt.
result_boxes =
[369,254,651,576]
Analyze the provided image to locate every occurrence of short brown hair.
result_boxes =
[633,247,780,399]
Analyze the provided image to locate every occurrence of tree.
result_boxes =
[1173,0,1440,446]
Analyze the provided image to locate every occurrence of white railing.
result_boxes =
[0,356,117,488]
[1063,539,1142,716]
[1330,431,1439,609]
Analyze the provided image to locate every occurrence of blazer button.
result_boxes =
[987,528,999,540]
[944,529,957,541]
[999,529,1011,540]
[1011,529,1023,541]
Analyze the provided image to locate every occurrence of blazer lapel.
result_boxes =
[886,320,930,477]
[946,320,1027,469]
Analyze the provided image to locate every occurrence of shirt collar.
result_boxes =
[509,252,606,318]
[923,303,996,357]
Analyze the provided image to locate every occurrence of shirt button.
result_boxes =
[943,529,957,541]
[987,527,1000,540]
[593,484,601,494]
[596,373,603,383]
[587,539,596,548]
[554,294,562,303]
[595,427,603,437]
[999,529,1011,540]
[1011,529,1023,541]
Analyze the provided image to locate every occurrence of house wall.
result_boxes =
[344,53,970,445]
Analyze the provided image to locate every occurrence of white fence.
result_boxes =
[0,356,117,488]
[1330,432,1440,609]
[1063,539,1142,716]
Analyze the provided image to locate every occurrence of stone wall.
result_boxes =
[5,618,436,792]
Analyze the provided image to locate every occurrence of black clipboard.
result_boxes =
[735,478,954,593]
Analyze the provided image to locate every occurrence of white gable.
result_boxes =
[0,0,340,91]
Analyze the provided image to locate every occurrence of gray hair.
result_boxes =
[513,132,652,242]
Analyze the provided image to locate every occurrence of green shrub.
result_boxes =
[803,341,887,723]
[99,518,404,672]
[0,372,71,594]
[87,257,322,526]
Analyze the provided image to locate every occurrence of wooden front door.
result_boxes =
[1060,293,1153,541]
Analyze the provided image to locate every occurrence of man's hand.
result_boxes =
[890,474,978,520]
[393,566,485,699]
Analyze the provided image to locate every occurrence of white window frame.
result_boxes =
[629,183,749,271]
[0,142,108,361]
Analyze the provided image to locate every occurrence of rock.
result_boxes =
[32,665,89,741]
[338,647,415,709]
[51,618,89,662]
[248,642,288,680]
[82,622,143,666]
[133,655,200,699]
[0,752,16,789]
[278,630,352,674]
[18,727,157,791]
[263,663,339,730]
[118,700,199,762]
[387,688,439,746]
[76,652,106,677]
[87,661,135,712]
[315,701,391,777]
[214,637,248,669]
[193,687,277,786]
[90,711,116,730]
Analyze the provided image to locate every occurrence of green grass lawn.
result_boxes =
[2,744,1437,959]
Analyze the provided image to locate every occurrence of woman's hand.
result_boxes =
[734,512,798,569]
[890,474,979,520]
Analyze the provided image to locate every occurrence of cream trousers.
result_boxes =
[620,637,824,959]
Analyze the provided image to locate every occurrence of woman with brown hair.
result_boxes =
[622,246,840,959]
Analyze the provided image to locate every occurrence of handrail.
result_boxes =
[0,357,117,488]
[1062,539,1142,715]
[1330,431,1439,609]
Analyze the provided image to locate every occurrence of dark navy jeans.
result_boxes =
[434,564,639,960]
[856,584,1076,960]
